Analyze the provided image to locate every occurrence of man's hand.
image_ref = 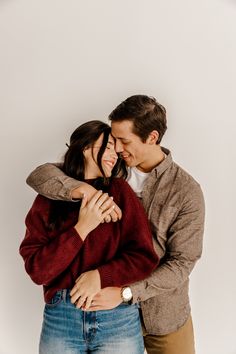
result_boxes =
[71,183,99,200]
[84,287,123,311]
[72,183,122,222]
[70,270,101,310]
[104,207,122,223]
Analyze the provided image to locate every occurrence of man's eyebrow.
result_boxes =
[111,135,129,141]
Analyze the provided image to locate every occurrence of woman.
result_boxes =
[20,120,159,354]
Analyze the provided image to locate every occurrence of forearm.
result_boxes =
[97,250,158,289]
[26,163,83,201]
[26,164,122,221]
[130,257,197,303]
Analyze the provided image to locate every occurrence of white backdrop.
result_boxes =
[0,1,235,353]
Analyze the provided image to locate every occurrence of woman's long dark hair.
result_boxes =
[48,120,127,230]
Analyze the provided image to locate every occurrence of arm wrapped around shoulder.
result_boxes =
[26,163,83,201]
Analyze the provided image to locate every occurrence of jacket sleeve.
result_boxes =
[130,182,205,303]
[26,163,83,201]
[19,195,84,286]
[97,179,159,288]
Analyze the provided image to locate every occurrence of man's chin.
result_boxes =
[123,160,135,167]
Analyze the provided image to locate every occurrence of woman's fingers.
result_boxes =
[80,193,88,209]
[83,296,94,310]
[75,295,87,309]
[70,290,79,304]
[87,191,113,211]
[96,193,111,209]
[104,215,112,223]
[87,190,104,208]
[70,279,81,298]
[97,195,113,212]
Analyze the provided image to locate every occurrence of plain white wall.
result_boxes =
[0,0,235,353]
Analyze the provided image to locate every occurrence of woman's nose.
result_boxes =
[110,148,118,158]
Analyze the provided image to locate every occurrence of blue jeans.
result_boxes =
[39,289,144,354]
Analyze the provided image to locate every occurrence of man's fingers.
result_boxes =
[109,209,119,222]
[114,205,122,220]
[103,204,122,223]
[102,205,115,219]
[104,215,112,223]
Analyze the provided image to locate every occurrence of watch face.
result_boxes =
[123,287,132,301]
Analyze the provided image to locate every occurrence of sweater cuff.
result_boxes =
[67,226,84,247]
[97,266,116,288]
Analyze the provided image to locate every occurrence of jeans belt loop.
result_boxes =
[62,289,67,303]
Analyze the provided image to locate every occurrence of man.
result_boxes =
[27,95,205,354]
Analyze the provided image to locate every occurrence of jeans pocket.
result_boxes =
[45,290,63,308]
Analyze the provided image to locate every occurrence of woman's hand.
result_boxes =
[72,183,122,222]
[70,270,101,310]
[74,190,115,240]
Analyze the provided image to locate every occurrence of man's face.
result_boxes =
[111,120,149,171]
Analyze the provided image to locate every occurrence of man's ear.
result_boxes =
[146,130,159,145]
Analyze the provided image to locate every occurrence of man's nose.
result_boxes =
[115,140,123,153]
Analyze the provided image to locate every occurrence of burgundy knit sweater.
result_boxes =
[20,178,159,303]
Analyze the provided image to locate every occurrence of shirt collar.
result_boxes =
[151,147,173,178]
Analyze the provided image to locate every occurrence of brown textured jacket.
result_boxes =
[26,148,205,335]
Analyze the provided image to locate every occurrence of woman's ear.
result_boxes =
[146,130,159,145]
[83,146,90,158]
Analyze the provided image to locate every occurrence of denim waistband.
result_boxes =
[55,289,139,308]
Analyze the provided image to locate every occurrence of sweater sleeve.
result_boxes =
[97,179,159,288]
[26,163,83,201]
[19,195,84,286]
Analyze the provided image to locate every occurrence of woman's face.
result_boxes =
[84,133,118,179]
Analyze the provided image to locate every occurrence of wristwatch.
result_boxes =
[121,287,133,303]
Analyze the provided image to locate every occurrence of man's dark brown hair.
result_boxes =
[109,95,167,144]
